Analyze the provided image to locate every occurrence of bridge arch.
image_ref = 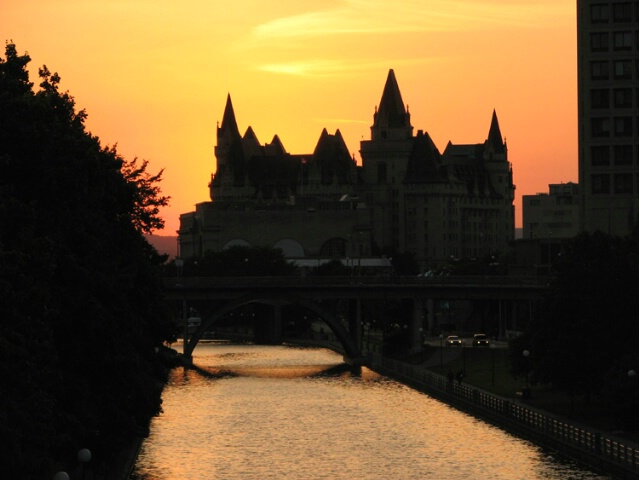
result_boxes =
[183,291,361,361]
[319,238,346,257]
[272,238,305,257]
[223,239,252,249]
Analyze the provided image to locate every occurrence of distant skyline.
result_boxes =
[2,0,577,233]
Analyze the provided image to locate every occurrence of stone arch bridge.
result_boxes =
[162,275,548,364]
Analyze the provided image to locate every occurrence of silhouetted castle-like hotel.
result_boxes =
[178,70,515,269]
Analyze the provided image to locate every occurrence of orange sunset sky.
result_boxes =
[2,0,577,234]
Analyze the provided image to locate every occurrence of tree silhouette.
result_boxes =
[0,42,176,477]
[514,229,639,415]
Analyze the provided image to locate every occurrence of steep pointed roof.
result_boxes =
[404,131,443,184]
[312,128,355,185]
[219,93,240,138]
[486,109,505,154]
[374,69,410,128]
[265,134,287,156]
[241,126,262,159]
[243,126,259,144]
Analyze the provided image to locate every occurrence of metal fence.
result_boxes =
[368,353,639,479]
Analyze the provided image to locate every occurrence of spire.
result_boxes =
[375,69,409,128]
[370,69,413,141]
[219,93,240,139]
[486,109,505,154]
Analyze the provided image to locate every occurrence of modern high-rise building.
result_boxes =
[577,0,639,235]
[178,70,515,269]
[522,183,581,239]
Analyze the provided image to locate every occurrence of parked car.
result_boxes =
[445,335,463,347]
[472,333,490,347]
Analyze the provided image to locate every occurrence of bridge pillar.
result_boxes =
[426,298,435,335]
[411,298,425,353]
[348,298,362,351]
[272,303,283,342]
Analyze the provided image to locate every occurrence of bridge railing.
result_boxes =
[163,275,550,289]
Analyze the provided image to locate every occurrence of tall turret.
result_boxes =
[482,110,514,203]
[371,69,413,141]
[211,94,246,198]
[218,94,240,140]
[484,109,507,161]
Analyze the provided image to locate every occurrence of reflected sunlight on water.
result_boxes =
[132,344,611,480]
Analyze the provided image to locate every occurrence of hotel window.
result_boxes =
[614,173,634,193]
[377,163,387,183]
[614,116,633,136]
[319,238,346,257]
[614,145,633,165]
[592,89,610,108]
[591,61,609,80]
[614,60,632,79]
[592,32,609,51]
[613,2,632,22]
[614,31,632,50]
[614,88,632,107]
[591,145,611,165]
[591,117,610,137]
[591,4,609,23]
[591,174,610,194]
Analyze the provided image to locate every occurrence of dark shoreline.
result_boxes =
[367,354,639,480]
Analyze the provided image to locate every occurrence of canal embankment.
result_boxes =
[367,352,639,480]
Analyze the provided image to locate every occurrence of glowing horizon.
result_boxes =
[1,0,577,234]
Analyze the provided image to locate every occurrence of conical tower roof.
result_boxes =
[374,69,410,128]
[486,109,505,154]
[218,93,240,138]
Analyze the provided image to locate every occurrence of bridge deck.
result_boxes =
[163,275,548,301]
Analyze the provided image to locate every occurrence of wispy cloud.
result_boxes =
[252,0,572,40]
[314,117,370,125]
[257,58,432,77]
[242,0,572,78]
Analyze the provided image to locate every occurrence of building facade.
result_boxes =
[577,0,639,235]
[522,182,581,239]
[178,70,515,270]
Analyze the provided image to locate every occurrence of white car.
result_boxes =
[472,333,490,347]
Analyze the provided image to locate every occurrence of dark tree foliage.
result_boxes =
[512,229,639,410]
[389,251,419,275]
[175,245,297,277]
[0,43,176,477]
[310,259,351,276]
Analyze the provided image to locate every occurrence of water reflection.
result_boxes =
[132,344,610,480]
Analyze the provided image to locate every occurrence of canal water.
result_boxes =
[131,343,611,479]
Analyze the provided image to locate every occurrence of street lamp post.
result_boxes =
[77,448,91,480]
[439,334,444,371]
[523,349,530,387]
[174,258,187,348]
[462,340,466,372]
[491,348,496,386]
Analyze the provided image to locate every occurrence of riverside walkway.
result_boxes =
[367,352,639,480]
